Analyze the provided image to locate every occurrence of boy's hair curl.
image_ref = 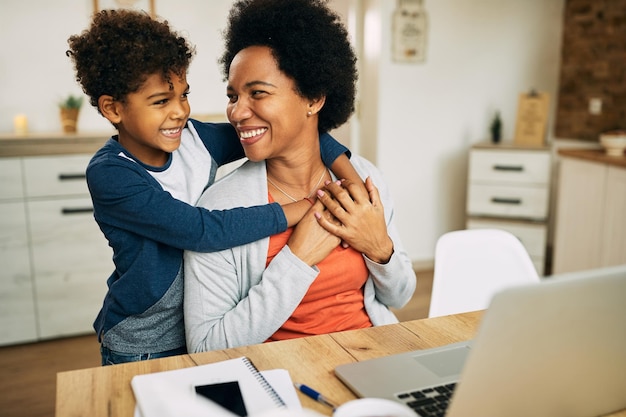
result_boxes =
[66,9,195,111]
[219,0,357,133]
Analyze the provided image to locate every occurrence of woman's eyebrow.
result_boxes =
[245,80,276,88]
[227,80,276,92]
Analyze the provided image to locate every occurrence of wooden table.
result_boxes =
[55,311,626,416]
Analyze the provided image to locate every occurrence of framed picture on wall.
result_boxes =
[392,0,428,63]
[93,0,155,18]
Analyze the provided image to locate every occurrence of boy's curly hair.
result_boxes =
[219,0,357,134]
[66,9,195,111]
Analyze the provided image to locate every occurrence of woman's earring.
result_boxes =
[307,111,312,116]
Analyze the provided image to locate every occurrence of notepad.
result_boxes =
[131,357,295,417]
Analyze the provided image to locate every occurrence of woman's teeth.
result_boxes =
[239,128,267,139]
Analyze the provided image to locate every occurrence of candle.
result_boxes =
[14,114,28,135]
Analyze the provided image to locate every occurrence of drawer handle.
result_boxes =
[491,197,522,205]
[61,207,94,215]
[58,173,87,181]
[492,165,524,172]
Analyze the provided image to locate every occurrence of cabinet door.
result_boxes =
[23,155,90,198]
[0,201,37,345]
[552,158,606,274]
[0,157,25,200]
[601,166,626,266]
[27,197,110,339]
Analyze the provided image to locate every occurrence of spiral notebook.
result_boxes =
[131,356,290,417]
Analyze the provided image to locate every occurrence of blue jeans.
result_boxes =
[101,345,187,366]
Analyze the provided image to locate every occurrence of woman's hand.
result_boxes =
[315,177,394,264]
[287,200,341,267]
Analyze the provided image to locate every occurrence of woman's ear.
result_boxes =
[308,96,326,116]
[98,95,122,125]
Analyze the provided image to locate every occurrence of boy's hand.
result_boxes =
[287,200,341,266]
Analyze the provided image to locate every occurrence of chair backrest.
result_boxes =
[428,229,540,318]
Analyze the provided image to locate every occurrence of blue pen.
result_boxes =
[294,383,337,409]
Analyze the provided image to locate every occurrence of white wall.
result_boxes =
[364,0,564,264]
[0,0,565,265]
[0,0,234,133]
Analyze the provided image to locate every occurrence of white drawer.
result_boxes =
[23,155,90,198]
[0,158,25,200]
[27,197,110,276]
[466,218,547,258]
[27,197,110,338]
[467,183,549,219]
[469,149,551,185]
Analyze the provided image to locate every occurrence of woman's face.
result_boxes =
[226,45,314,162]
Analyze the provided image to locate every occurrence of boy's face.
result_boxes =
[114,72,190,166]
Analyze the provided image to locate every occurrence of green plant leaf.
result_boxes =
[59,94,83,109]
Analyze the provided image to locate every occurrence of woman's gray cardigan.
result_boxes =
[184,154,416,352]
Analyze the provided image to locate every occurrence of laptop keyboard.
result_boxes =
[396,382,456,417]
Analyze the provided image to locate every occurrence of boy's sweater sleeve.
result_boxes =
[87,158,287,252]
[190,121,244,166]
[319,132,350,166]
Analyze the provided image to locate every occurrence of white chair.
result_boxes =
[428,229,541,318]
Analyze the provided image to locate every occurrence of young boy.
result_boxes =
[66,9,358,365]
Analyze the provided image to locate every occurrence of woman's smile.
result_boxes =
[238,127,267,146]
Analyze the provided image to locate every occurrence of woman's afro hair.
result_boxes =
[219,0,358,133]
[66,9,195,110]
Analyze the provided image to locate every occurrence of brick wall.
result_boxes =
[555,0,626,141]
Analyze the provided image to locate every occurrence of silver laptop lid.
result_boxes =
[447,264,626,417]
[334,265,626,417]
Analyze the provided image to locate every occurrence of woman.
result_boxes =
[184,0,416,352]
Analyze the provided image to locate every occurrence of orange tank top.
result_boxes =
[266,204,373,341]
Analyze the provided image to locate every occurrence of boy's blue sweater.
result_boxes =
[88,119,347,354]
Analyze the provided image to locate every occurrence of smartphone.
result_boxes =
[194,380,247,417]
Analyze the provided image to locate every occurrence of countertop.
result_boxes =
[472,140,550,151]
[0,131,113,157]
[558,148,626,169]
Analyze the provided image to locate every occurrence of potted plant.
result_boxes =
[59,94,84,133]
[490,111,502,143]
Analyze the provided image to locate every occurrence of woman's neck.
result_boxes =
[266,159,329,203]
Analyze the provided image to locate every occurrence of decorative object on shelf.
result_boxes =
[392,0,428,63]
[59,94,83,133]
[599,130,626,156]
[93,0,155,18]
[13,114,28,135]
[514,89,550,146]
[490,111,502,144]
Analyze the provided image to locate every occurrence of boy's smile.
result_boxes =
[113,72,190,167]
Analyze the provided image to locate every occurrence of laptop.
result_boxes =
[335,264,626,417]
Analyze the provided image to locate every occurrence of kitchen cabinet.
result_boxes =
[552,152,626,274]
[0,158,37,344]
[465,142,551,275]
[0,154,110,345]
